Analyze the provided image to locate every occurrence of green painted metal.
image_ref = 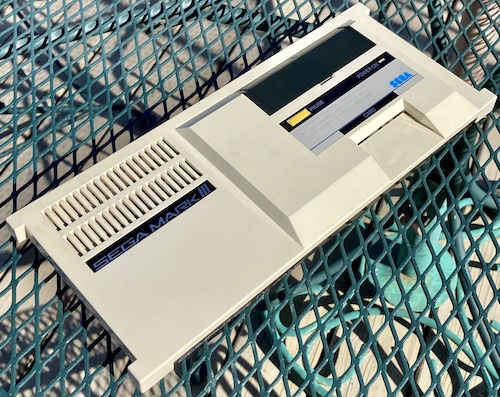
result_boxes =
[0,0,499,396]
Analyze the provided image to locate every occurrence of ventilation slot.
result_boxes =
[60,160,202,256]
[44,138,185,230]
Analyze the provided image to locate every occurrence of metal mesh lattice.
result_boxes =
[0,0,499,396]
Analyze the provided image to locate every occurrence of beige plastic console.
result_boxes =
[7,4,496,392]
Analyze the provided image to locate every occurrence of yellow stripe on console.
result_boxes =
[287,109,311,127]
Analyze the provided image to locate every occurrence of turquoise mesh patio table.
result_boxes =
[0,0,499,395]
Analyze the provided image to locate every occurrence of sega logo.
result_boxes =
[390,72,413,88]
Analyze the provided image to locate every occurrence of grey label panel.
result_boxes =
[291,58,422,154]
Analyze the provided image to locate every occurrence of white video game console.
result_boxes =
[7,4,496,391]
